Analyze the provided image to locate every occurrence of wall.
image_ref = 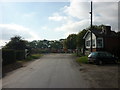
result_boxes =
[85,32,96,49]
[104,37,120,57]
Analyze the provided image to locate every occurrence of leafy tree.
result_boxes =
[50,40,63,49]
[87,24,106,31]
[65,34,77,50]
[28,39,64,51]
[77,29,87,49]
[63,39,67,49]
[28,40,38,49]
[4,36,27,50]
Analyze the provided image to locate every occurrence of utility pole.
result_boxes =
[90,1,93,52]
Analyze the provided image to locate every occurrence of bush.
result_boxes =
[15,50,25,60]
[2,49,16,65]
[76,56,88,64]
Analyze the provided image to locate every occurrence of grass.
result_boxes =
[76,55,88,64]
[26,54,42,61]
[17,54,43,62]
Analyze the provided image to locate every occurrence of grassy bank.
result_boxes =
[76,55,88,64]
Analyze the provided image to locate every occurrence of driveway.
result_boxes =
[2,54,90,88]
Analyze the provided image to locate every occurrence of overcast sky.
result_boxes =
[0,0,119,47]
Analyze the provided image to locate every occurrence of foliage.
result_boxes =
[64,34,77,50]
[4,36,28,50]
[87,24,106,31]
[63,39,67,49]
[28,39,64,53]
[77,29,87,49]
[2,49,16,65]
[15,50,25,60]
[76,56,88,64]
[50,40,63,49]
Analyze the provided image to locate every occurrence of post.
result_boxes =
[90,1,93,52]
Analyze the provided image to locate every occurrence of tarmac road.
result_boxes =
[2,54,90,88]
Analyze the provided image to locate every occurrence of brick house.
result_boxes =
[83,26,120,56]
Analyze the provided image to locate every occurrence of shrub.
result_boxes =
[2,49,16,65]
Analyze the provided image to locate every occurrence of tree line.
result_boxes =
[3,36,65,53]
[3,24,120,53]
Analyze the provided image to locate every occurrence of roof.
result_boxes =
[83,29,117,39]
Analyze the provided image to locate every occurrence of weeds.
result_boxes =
[76,56,88,64]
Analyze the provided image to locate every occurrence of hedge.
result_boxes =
[2,49,16,65]
[2,49,26,65]
[15,50,25,60]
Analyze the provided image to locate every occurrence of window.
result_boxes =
[97,38,103,48]
[92,39,95,47]
[86,40,90,47]
[86,40,95,47]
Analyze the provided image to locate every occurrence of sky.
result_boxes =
[0,0,119,47]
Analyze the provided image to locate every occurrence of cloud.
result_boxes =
[0,24,41,46]
[93,2,118,31]
[48,13,67,21]
[63,1,90,20]
[54,19,89,38]
[55,19,89,32]
[49,0,118,38]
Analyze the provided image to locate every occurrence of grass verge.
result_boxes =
[25,54,42,61]
[76,55,88,64]
[17,54,43,63]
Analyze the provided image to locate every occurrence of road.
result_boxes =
[2,54,90,88]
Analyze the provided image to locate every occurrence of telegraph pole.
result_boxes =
[90,1,93,52]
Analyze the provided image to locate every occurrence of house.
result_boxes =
[83,26,120,55]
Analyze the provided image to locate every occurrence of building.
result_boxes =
[83,26,120,56]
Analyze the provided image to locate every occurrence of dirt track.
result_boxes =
[79,63,118,88]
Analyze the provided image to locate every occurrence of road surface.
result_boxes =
[2,54,90,88]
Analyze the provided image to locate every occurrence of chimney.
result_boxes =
[102,26,111,35]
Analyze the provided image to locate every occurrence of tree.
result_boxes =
[27,39,64,53]
[65,34,77,50]
[28,40,38,49]
[50,40,63,49]
[117,31,120,37]
[4,36,27,50]
[77,29,87,49]
[63,39,67,49]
